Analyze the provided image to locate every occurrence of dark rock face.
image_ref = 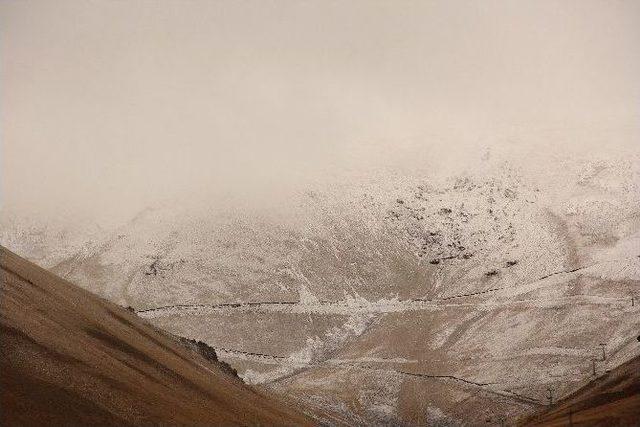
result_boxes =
[177,336,239,378]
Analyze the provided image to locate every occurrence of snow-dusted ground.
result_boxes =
[2,149,639,425]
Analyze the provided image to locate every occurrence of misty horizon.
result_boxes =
[2,0,639,226]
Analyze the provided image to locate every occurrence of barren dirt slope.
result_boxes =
[0,245,313,426]
[521,354,640,426]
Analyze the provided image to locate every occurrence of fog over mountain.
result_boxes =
[2,0,639,223]
[1,1,639,425]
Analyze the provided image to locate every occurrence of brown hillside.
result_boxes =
[521,355,640,426]
[0,246,314,426]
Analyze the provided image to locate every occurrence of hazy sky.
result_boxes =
[1,0,639,222]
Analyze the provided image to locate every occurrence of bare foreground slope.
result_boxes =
[521,354,640,426]
[0,246,313,426]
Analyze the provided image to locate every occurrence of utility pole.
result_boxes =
[599,343,606,361]
[546,386,554,406]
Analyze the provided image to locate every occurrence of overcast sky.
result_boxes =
[1,0,639,223]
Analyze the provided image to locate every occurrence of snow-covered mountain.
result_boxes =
[2,152,639,425]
